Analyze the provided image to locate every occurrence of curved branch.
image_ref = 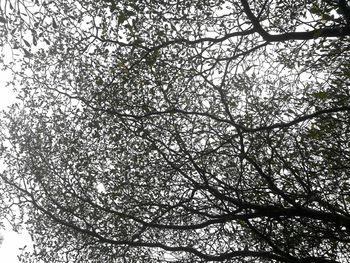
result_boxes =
[247,106,350,133]
[240,0,350,41]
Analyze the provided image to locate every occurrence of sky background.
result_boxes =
[0,67,33,262]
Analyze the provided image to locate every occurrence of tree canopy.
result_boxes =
[0,0,350,262]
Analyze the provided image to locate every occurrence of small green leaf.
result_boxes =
[23,48,32,57]
[23,39,31,47]
[95,79,103,86]
[322,14,333,21]
[312,91,328,100]
[118,13,127,24]
[310,6,320,14]
[133,37,143,45]
[31,31,38,46]
[145,50,160,66]
[0,16,7,23]
[52,18,58,28]
[308,127,320,139]
[110,2,117,12]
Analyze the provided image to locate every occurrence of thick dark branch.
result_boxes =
[1,174,291,262]
[247,106,350,133]
[240,0,350,41]
[143,29,256,53]
[24,192,345,263]
[141,207,350,231]
[96,29,256,52]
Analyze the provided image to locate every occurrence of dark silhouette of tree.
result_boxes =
[0,0,350,262]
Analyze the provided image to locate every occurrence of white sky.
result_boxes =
[0,67,33,262]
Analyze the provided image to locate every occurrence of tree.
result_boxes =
[0,0,350,262]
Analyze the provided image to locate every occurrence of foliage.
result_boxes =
[1,0,350,262]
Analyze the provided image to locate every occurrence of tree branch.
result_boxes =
[240,0,350,41]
